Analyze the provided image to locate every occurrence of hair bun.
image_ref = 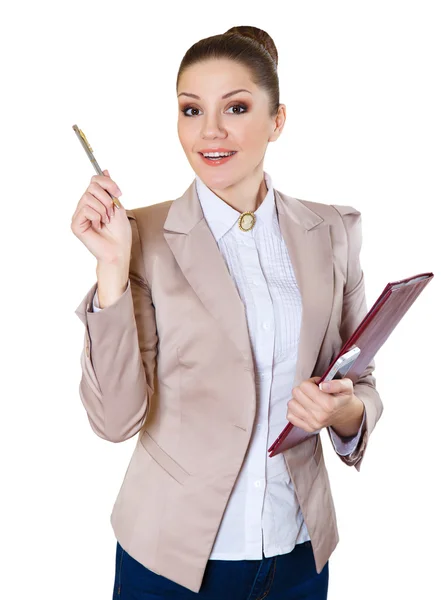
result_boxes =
[224,26,278,68]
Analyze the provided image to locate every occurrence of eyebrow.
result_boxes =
[177,88,252,100]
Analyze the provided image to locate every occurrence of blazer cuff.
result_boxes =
[91,279,131,312]
[328,408,366,456]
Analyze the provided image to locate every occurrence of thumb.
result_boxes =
[103,169,110,177]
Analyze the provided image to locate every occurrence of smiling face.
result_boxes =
[177,58,285,192]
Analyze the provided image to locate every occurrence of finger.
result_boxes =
[319,378,353,395]
[290,387,323,425]
[72,196,104,228]
[91,173,122,200]
[295,380,341,419]
[294,379,325,410]
[288,397,313,421]
[79,203,105,231]
[102,170,116,214]
[292,385,318,413]
[86,182,116,220]
[72,192,107,227]
[85,192,110,225]
[96,171,122,212]
[286,404,318,432]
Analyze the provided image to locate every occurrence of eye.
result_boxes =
[180,103,248,117]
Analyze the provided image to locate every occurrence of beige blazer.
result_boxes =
[75,179,383,593]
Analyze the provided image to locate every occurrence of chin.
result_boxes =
[200,174,238,191]
[196,165,245,190]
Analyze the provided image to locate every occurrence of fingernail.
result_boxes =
[319,382,330,391]
[116,188,122,196]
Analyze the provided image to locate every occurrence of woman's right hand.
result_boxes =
[71,169,132,265]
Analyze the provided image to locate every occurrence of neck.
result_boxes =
[208,168,268,214]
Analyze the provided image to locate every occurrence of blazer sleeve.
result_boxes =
[73,210,158,443]
[329,205,384,471]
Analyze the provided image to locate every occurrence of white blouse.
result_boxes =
[92,170,364,560]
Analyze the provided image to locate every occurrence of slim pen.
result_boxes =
[72,124,123,209]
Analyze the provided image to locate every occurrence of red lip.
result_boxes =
[199,151,237,166]
[198,148,237,153]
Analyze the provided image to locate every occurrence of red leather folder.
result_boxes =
[268,271,434,457]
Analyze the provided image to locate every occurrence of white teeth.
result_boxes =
[203,151,235,157]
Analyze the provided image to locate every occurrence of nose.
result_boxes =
[201,111,227,139]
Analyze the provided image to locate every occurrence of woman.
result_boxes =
[72,26,383,600]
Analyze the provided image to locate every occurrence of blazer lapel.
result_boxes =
[163,181,254,370]
[163,180,334,384]
[275,189,334,387]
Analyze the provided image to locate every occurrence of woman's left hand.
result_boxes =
[286,376,358,432]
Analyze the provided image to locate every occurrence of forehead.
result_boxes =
[178,59,255,95]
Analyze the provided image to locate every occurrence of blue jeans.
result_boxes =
[112,540,329,599]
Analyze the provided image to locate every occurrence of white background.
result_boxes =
[1,1,447,598]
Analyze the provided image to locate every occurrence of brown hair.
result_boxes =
[176,26,280,118]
